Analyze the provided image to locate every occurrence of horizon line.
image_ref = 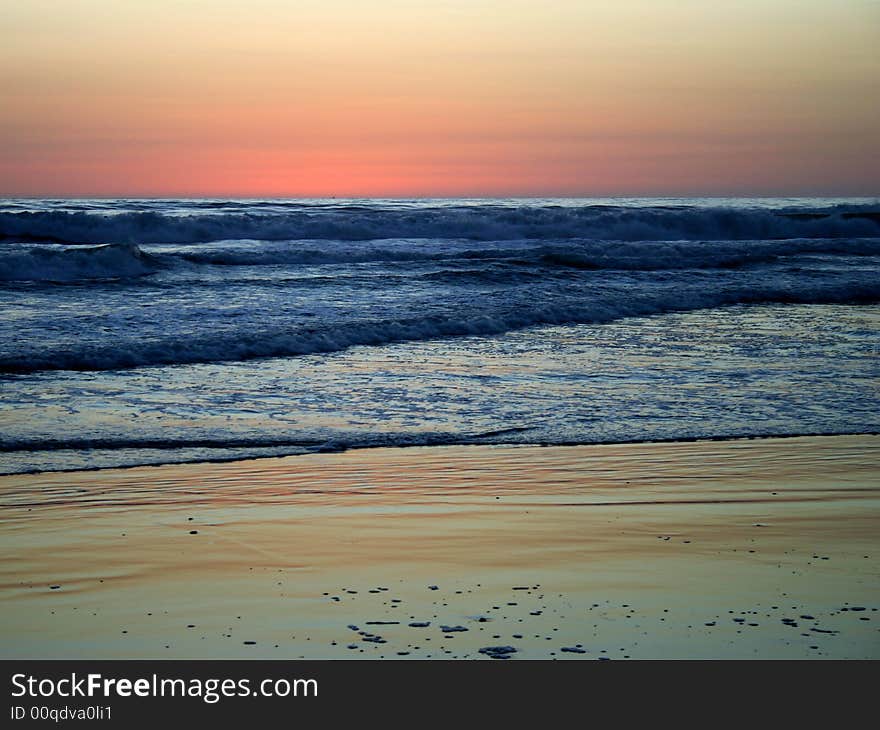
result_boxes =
[2,193,879,202]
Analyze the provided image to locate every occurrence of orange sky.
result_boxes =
[2,0,878,197]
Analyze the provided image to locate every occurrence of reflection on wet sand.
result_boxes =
[0,435,878,659]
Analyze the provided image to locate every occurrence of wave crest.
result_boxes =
[0,243,155,282]
[1,203,879,244]
[3,278,878,373]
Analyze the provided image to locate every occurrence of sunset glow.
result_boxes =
[2,0,878,196]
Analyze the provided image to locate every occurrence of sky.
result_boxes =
[1,0,878,197]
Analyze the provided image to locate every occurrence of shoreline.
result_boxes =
[1,434,878,659]
[4,428,879,478]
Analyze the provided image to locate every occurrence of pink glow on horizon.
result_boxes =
[2,1,878,197]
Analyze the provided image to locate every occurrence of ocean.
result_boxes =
[1,197,878,474]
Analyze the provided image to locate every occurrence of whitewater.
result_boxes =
[1,198,878,474]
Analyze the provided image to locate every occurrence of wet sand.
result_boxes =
[1,435,878,659]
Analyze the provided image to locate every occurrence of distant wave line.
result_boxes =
[1,203,878,245]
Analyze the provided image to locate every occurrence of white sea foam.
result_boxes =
[2,198,878,474]
[2,277,877,373]
[0,202,878,244]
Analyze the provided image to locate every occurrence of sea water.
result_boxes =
[1,198,878,474]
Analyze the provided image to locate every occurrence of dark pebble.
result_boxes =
[479,646,517,658]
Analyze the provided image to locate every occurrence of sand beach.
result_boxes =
[1,434,877,660]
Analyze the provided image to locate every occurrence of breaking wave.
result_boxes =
[0,243,155,282]
[3,237,878,284]
[3,277,878,373]
[173,237,880,270]
[1,202,879,245]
